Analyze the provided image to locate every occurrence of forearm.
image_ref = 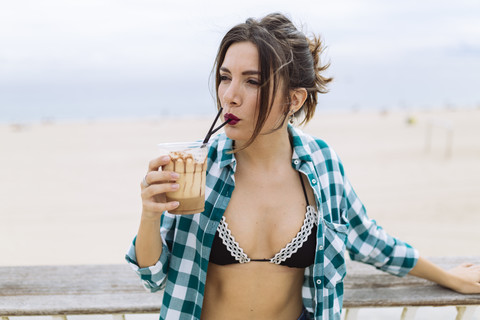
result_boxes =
[408,256,456,289]
[408,256,480,294]
[135,215,163,268]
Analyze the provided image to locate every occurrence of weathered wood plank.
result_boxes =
[0,264,162,316]
[0,293,161,315]
[0,264,144,295]
[0,256,479,316]
[343,256,480,308]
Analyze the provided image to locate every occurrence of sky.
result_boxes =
[1,0,480,122]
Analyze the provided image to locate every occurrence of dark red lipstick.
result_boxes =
[224,113,240,125]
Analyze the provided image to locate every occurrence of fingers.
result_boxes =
[140,155,181,218]
[141,182,180,218]
[141,182,179,199]
[148,155,172,172]
[141,170,180,189]
[461,263,474,268]
[143,199,180,213]
[458,263,480,271]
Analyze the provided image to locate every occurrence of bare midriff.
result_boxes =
[202,262,305,320]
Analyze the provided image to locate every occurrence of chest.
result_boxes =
[222,168,316,258]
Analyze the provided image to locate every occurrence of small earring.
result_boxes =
[289,110,295,124]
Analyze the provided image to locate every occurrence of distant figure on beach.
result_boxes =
[126,13,480,320]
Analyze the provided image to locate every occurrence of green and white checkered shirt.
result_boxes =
[126,125,418,320]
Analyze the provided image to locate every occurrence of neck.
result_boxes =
[234,125,292,171]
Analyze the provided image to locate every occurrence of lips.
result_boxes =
[224,113,240,125]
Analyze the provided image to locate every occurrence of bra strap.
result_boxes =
[298,172,310,206]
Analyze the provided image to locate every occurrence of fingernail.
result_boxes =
[171,172,180,179]
[171,201,180,208]
[161,155,170,162]
[171,183,179,190]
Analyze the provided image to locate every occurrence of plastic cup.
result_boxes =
[158,142,208,214]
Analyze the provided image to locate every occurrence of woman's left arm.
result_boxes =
[409,256,480,294]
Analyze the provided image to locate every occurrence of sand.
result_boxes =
[1,108,479,267]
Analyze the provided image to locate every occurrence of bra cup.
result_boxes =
[209,171,317,268]
[209,226,238,265]
[209,210,318,268]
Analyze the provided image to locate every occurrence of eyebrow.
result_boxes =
[220,67,260,76]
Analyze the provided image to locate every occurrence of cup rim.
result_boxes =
[157,141,206,150]
[158,141,202,145]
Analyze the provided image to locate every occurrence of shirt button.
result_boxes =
[311,179,317,184]
[293,159,300,165]
[316,279,322,285]
[318,245,323,250]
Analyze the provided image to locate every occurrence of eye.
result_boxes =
[247,79,260,86]
[219,74,231,82]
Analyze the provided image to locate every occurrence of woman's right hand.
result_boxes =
[140,155,180,221]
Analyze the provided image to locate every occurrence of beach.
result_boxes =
[1,109,480,320]
[1,108,479,267]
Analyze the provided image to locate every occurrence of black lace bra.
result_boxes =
[209,173,318,268]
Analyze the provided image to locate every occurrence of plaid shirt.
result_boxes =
[126,125,419,320]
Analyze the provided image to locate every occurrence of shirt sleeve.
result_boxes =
[342,174,419,277]
[125,212,176,292]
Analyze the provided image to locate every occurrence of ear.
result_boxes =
[289,88,308,113]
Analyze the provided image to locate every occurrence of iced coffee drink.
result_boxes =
[159,142,208,214]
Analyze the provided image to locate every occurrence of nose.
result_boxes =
[221,81,241,108]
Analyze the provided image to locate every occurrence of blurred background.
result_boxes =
[1,0,480,268]
[1,0,479,123]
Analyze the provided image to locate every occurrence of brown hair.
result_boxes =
[213,13,332,149]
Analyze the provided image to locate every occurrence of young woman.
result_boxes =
[126,13,480,320]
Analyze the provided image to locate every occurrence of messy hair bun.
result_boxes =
[301,35,332,123]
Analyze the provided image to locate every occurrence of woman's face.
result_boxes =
[218,41,287,143]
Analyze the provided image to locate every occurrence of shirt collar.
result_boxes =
[218,135,236,170]
[215,124,313,170]
[288,124,313,163]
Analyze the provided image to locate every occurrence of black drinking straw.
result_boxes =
[202,107,231,145]
[209,119,231,135]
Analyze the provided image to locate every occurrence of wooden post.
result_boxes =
[456,306,478,320]
[424,120,454,159]
[446,126,453,159]
[344,308,359,320]
[400,307,418,320]
[425,121,432,153]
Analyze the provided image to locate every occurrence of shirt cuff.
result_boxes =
[377,242,420,277]
[125,236,170,292]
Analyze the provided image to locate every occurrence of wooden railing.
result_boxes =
[342,256,479,320]
[0,257,479,319]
